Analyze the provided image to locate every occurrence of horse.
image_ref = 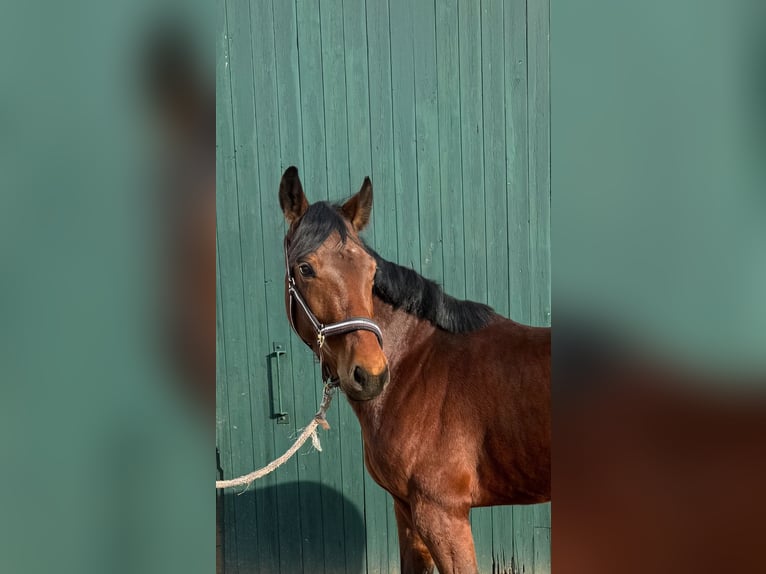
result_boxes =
[278,166,551,574]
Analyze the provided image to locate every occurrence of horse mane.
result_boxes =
[365,246,494,334]
[288,200,494,334]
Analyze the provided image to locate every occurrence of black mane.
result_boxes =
[366,247,494,333]
[287,200,494,333]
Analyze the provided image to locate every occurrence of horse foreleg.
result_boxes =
[394,498,436,574]
[410,498,478,574]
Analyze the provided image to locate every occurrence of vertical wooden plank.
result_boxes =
[436,0,466,299]
[273,0,304,171]
[506,0,532,325]
[535,502,551,529]
[321,0,351,202]
[343,0,373,182]
[296,0,329,200]
[512,505,536,574]
[366,0,398,261]
[336,402,367,574]
[533,503,552,573]
[344,0,374,244]
[291,349,328,574]
[528,0,551,328]
[482,0,508,317]
[413,0,443,284]
[533,527,552,574]
[291,353,327,574]
[249,2,306,573]
[364,0,396,569]
[218,0,270,570]
[361,475,391,574]
[386,498,400,572]
[272,0,309,438]
[470,507,494,574]
[366,0,398,262]
[216,9,238,574]
[389,0,420,272]
[216,243,239,572]
[459,0,487,303]
[272,1,324,573]
[512,503,551,574]
[218,5,240,573]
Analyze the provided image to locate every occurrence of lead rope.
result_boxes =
[215,340,337,492]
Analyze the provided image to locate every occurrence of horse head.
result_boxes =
[279,166,389,400]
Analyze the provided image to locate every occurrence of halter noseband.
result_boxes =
[283,237,384,353]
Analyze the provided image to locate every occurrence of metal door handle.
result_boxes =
[271,343,289,424]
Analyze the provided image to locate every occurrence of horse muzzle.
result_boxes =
[342,364,389,401]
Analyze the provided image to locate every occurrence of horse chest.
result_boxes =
[358,422,417,498]
[361,441,411,498]
[352,381,448,498]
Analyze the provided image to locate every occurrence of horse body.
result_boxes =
[352,299,550,509]
[278,166,550,574]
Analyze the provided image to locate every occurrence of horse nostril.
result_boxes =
[353,366,366,385]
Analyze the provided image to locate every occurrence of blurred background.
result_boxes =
[552,0,766,572]
[0,1,213,573]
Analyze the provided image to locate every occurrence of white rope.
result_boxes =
[215,421,322,491]
[215,385,335,492]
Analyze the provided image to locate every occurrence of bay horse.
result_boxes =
[279,166,550,574]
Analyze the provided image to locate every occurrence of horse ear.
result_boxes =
[279,166,309,224]
[342,177,373,231]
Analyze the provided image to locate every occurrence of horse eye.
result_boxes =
[298,263,315,278]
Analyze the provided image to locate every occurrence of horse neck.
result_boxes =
[345,297,436,427]
[372,296,437,368]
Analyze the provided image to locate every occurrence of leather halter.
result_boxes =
[283,236,384,353]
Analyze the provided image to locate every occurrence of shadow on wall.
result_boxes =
[217,481,366,574]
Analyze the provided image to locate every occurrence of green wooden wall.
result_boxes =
[216,0,550,572]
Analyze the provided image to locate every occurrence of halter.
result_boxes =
[283,236,384,361]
